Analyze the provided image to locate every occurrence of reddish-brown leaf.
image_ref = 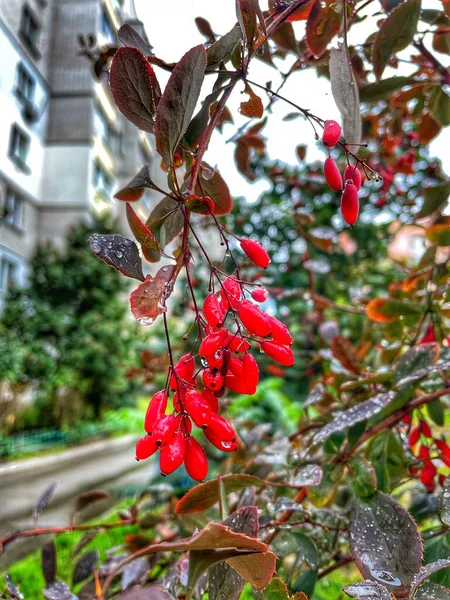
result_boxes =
[331,335,360,373]
[240,84,264,118]
[236,0,266,52]
[130,275,167,325]
[126,203,159,251]
[306,0,343,58]
[109,47,161,133]
[195,163,233,215]
[366,297,420,322]
[418,111,442,143]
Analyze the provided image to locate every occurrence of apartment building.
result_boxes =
[0,0,159,308]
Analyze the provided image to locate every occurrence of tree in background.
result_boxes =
[0,217,142,430]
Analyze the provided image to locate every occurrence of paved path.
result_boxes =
[0,435,156,567]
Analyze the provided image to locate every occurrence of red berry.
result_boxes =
[159,431,185,476]
[261,341,295,366]
[204,427,238,452]
[225,375,247,394]
[225,332,251,353]
[267,315,293,345]
[324,157,343,191]
[144,390,168,433]
[419,444,430,460]
[322,120,341,147]
[184,389,212,428]
[184,437,209,481]
[199,330,228,357]
[242,353,259,394]
[238,300,272,337]
[251,287,269,302]
[202,368,225,391]
[135,434,158,460]
[205,349,224,369]
[228,357,244,377]
[420,462,437,492]
[203,293,226,329]
[435,439,450,466]
[170,354,195,389]
[420,324,436,345]
[220,277,241,309]
[240,239,271,269]
[408,427,420,447]
[151,413,181,446]
[344,165,362,190]
[420,420,432,439]
[180,415,193,435]
[206,412,236,442]
[341,183,359,226]
[201,388,219,412]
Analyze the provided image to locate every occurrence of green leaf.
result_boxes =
[72,549,99,585]
[372,0,421,79]
[115,164,167,201]
[146,197,184,248]
[155,45,207,164]
[426,224,450,246]
[206,26,242,67]
[415,582,450,599]
[393,343,440,388]
[417,182,450,218]
[366,297,420,322]
[262,578,290,599]
[431,87,450,126]
[110,47,161,133]
[427,398,445,426]
[409,559,450,599]
[88,234,145,281]
[350,458,378,499]
[359,77,413,102]
[349,492,423,597]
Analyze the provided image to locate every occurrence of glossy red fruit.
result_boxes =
[225,374,247,394]
[238,300,272,337]
[184,389,212,427]
[408,427,420,447]
[185,194,214,215]
[225,332,251,353]
[420,420,432,439]
[159,431,185,475]
[242,353,259,394]
[199,330,228,356]
[419,444,430,460]
[135,434,158,460]
[206,349,224,369]
[435,439,450,466]
[170,353,195,389]
[344,165,362,190]
[324,157,343,191]
[181,415,193,435]
[267,315,293,345]
[240,239,271,269]
[420,462,437,492]
[203,426,238,452]
[151,413,181,446]
[420,324,436,345]
[322,120,341,147]
[228,357,244,377]
[207,412,236,442]
[202,368,225,391]
[144,390,168,433]
[184,436,208,481]
[203,293,226,329]
[201,388,219,412]
[251,287,269,303]
[261,341,295,366]
[220,277,242,309]
[341,183,359,226]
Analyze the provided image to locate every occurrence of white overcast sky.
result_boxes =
[135,0,449,201]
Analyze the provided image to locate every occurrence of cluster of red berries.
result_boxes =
[135,238,295,480]
[322,120,362,227]
[407,417,450,492]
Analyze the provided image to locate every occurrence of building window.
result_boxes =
[93,161,113,197]
[15,63,35,104]
[0,255,18,295]
[4,189,25,230]
[19,6,41,57]
[101,10,115,45]
[9,124,31,172]
[94,106,117,151]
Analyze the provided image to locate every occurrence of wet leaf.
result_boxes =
[372,0,421,79]
[43,581,77,600]
[240,84,264,118]
[359,77,414,102]
[393,343,440,388]
[73,490,110,514]
[115,585,175,600]
[331,335,359,373]
[208,507,259,600]
[426,223,450,246]
[195,163,233,215]
[441,476,450,527]
[115,164,166,201]
[72,550,99,585]
[110,47,161,132]
[314,392,396,444]
[146,197,184,248]
[236,0,266,53]
[306,0,343,58]
[118,24,153,56]
[262,577,290,599]
[5,574,24,600]
[330,44,361,147]
[304,383,328,407]
[206,26,242,67]
[290,464,323,487]
[410,559,450,598]
[126,203,159,251]
[89,234,145,281]
[42,540,57,588]
[121,557,149,590]
[344,579,393,599]
[350,458,378,499]
[366,297,420,322]
[349,492,423,597]
[33,482,58,521]
[414,582,450,599]
[417,182,450,218]
[155,45,207,164]
[130,274,168,325]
